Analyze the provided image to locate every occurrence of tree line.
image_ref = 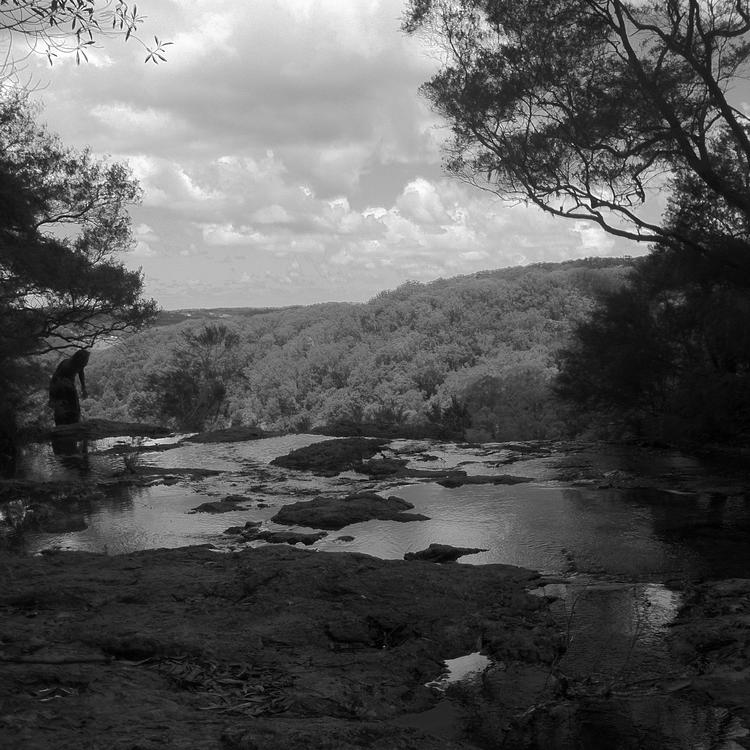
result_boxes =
[78,259,630,440]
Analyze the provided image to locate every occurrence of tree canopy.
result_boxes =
[404,0,750,245]
[79,260,629,438]
[0,0,170,79]
[0,92,157,360]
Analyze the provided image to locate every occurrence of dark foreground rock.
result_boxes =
[271,437,389,475]
[0,545,556,750]
[271,492,430,530]
[405,544,488,563]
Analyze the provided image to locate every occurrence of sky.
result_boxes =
[22,0,644,310]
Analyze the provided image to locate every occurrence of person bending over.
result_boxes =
[48,349,90,426]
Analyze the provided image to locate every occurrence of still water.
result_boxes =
[10,434,749,747]
[16,435,749,582]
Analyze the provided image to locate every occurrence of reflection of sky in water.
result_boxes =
[17,435,750,710]
[315,483,699,580]
[529,580,685,682]
[18,437,750,587]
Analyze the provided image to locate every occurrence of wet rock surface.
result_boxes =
[0,544,553,749]
[271,491,430,530]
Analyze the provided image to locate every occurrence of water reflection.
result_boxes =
[15,437,750,585]
[18,438,127,482]
[50,436,90,474]
[315,483,689,578]
[534,581,683,683]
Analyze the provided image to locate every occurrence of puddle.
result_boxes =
[424,652,492,692]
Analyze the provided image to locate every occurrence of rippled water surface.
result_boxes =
[10,434,750,745]
[15,436,750,584]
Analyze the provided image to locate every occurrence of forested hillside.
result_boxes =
[81,258,632,440]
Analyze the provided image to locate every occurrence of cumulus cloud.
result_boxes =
[396,178,449,225]
[26,0,639,309]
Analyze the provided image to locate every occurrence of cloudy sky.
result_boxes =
[25,0,642,310]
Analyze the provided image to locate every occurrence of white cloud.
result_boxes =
[200,223,262,246]
[571,221,616,254]
[24,0,641,309]
[251,204,292,225]
[396,178,449,225]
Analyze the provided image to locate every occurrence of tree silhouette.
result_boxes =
[404,0,750,246]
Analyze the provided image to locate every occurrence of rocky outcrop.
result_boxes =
[271,492,430,530]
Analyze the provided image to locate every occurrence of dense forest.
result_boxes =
[44,258,631,441]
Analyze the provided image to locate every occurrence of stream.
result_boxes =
[7,434,750,748]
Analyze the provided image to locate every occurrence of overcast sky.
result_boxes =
[26,0,643,310]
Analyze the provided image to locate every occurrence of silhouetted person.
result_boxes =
[49,349,90,426]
